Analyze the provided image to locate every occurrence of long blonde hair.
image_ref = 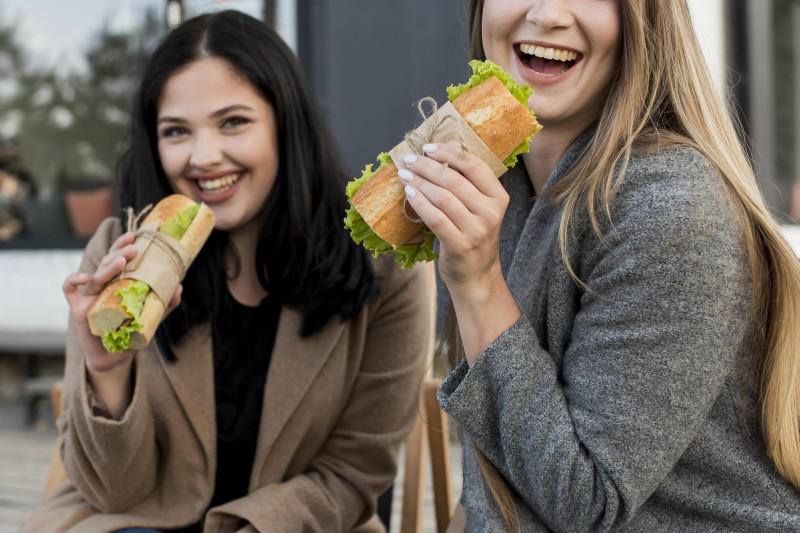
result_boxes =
[441,0,800,527]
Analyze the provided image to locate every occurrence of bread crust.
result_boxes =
[87,194,215,350]
[451,76,540,162]
[351,162,425,247]
[351,76,540,248]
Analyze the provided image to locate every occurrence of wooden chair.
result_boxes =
[399,376,455,533]
[41,380,68,499]
[398,260,456,532]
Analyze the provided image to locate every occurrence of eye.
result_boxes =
[221,116,251,129]
[159,126,189,138]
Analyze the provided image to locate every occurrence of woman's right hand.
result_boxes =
[63,231,181,417]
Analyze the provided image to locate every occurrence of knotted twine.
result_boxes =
[389,97,507,223]
[118,205,192,304]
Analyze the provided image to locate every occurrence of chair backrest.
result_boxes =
[399,261,455,533]
[41,381,68,500]
[400,377,454,533]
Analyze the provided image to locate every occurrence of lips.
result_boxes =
[190,170,246,204]
[517,43,580,76]
[197,172,241,195]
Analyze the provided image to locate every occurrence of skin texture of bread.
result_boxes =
[87,194,215,351]
[351,76,540,247]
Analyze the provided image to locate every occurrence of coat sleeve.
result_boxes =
[205,261,433,533]
[438,156,753,532]
[58,217,160,513]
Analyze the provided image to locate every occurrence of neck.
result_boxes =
[523,118,595,195]
[226,219,268,306]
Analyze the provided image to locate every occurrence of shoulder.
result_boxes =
[604,145,743,240]
[617,145,729,216]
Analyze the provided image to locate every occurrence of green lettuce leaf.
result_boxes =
[101,280,149,353]
[446,59,542,167]
[343,152,438,269]
[100,203,200,352]
[157,203,200,241]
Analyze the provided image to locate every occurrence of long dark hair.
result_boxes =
[117,10,377,352]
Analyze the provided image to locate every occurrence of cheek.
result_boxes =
[157,143,185,181]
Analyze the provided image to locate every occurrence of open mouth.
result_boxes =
[517,43,580,76]
[196,172,242,195]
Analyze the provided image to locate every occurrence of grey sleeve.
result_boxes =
[438,164,752,532]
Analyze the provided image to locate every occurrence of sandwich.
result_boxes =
[344,60,542,268]
[87,194,215,353]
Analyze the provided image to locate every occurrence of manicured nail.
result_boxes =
[422,143,438,154]
[398,169,414,182]
[405,185,417,198]
[403,154,418,165]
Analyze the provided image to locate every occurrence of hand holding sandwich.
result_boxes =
[62,232,182,419]
[401,142,521,366]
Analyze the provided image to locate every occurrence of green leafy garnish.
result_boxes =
[156,203,199,240]
[101,280,149,353]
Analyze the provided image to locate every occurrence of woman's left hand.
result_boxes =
[401,142,508,295]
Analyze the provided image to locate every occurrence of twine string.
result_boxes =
[401,98,469,225]
[119,203,187,283]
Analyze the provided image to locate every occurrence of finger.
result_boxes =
[403,184,460,243]
[63,272,91,308]
[108,231,136,253]
[419,143,505,198]
[402,174,477,234]
[97,243,138,271]
[399,162,489,219]
[84,254,128,296]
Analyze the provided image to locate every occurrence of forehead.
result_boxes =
[157,57,265,116]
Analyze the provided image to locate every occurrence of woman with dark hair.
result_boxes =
[401,0,800,531]
[23,11,431,533]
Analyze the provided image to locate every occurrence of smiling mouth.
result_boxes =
[517,43,580,76]
[197,172,242,195]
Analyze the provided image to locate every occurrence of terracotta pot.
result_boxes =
[63,186,114,238]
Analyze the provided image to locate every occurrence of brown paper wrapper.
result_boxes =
[120,221,192,304]
[389,100,508,177]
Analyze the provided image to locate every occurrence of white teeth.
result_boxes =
[197,173,241,194]
[519,43,577,62]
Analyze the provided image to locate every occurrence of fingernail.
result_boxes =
[403,154,418,165]
[405,185,417,198]
[422,143,437,154]
[398,169,414,182]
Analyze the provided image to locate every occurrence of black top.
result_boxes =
[174,293,280,533]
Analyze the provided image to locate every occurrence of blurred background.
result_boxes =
[0,0,797,531]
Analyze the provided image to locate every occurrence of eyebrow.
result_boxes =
[157,104,256,124]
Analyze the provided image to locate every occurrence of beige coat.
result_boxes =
[22,219,432,533]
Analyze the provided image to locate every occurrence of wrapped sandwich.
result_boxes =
[344,60,542,268]
[87,194,215,353]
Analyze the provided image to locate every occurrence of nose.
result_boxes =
[526,0,573,31]
[189,131,223,170]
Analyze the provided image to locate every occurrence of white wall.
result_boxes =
[686,0,726,93]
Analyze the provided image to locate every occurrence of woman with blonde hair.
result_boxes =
[400,0,800,530]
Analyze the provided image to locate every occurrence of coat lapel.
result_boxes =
[250,306,345,478]
[155,324,216,466]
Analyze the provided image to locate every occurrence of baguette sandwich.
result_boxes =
[88,194,215,353]
[344,60,542,268]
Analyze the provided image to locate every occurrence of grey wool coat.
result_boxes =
[438,128,800,532]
